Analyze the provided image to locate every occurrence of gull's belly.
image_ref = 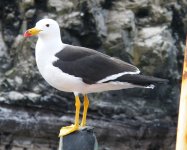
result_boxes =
[39,64,87,93]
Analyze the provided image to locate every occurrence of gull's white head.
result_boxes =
[24,18,61,39]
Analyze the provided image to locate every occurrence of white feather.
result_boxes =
[97,70,140,83]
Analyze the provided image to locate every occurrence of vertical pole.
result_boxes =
[58,137,63,150]
[176,37,187,150]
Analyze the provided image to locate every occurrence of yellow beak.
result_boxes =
[24,28,42,37]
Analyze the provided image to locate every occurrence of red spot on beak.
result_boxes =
[24,31,32,37]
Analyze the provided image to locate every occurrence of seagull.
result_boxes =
[24,18,167,137]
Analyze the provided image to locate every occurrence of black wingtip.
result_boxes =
[109,74,169,86]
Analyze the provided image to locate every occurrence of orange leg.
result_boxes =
[81,94,89,127]
[59,95,81,137]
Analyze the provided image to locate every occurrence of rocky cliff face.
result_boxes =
[0,0,186,150]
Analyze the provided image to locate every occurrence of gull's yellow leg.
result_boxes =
[59,95,81,137]
[81,94,89,127]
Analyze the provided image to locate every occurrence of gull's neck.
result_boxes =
[38,34,62,46]
[36,35,64,53]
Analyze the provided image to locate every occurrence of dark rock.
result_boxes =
[0,28,10,73]
[0,105,176,150]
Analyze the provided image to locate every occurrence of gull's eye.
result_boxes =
[46,24,50,27]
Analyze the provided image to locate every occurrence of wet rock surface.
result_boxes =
[0,0,185,150]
